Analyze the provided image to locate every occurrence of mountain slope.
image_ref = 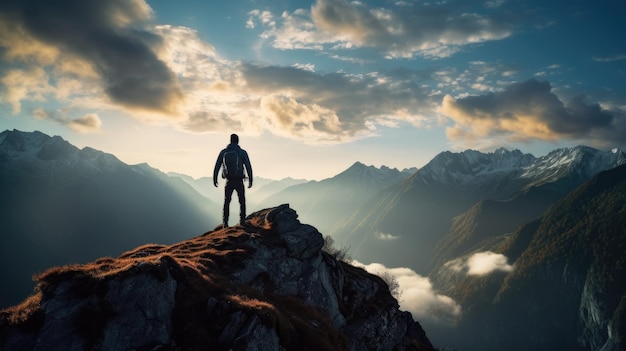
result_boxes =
[258,162,415,234]
[0,205,435,351]
[430,164,626,351]
[333,146,626,274]
[0,130,220,308]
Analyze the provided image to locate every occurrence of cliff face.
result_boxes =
[0,204,434,351]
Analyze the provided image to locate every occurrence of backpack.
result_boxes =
[222,149,244,179]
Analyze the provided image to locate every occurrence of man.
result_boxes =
[213,133,253,227]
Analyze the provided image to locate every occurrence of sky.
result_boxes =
[1,0,625,180]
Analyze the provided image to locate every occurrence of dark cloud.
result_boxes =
[442,79,626,146]
[0,0,184,114]
[260,0,515,59]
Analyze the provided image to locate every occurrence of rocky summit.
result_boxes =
[0,204,434,351]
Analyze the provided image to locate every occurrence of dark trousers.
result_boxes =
[223,178,245,224]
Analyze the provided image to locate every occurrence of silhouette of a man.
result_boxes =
[213,134,253,227]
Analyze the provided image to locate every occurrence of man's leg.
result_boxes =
[234,180,246,225]
[223,181,235,226]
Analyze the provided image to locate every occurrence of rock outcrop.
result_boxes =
[0,204,434,351]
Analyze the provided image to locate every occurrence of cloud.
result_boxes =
[466,251,514,275]
[152,25,438,142]
[260,94,343,142]
[249,0,513,59]
[441,79,626,147]
[0,1,438,143]
[354,261,461,324]
[445,251,514,276]
[182,111,242,133]
[593,54,626,62]
[0,67,53,114]
[375,232,399,240]
[0,0,184,116]
[33,108,102,133]
[0,0,528,145]
[238,63,438,142]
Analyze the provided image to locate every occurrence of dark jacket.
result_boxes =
[213,143,253,183]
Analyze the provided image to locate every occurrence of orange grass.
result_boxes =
[2,223,350,350]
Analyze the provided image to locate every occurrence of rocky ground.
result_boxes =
[0,204,434,351]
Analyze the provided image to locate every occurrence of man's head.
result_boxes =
[230,133,239,145]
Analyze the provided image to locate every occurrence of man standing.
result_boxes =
[213,134,253,227]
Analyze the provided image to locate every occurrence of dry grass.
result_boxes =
[2,224,349,350]
[0,294,43,329]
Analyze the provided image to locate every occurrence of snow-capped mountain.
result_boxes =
[332,145,626,273]
[416,146,625,197]
[1,129,147,177]
[418,148,535,183]
[520,145,626,187]
[428,145,626,272]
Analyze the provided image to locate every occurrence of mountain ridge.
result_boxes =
[332,145,626,273]
[257,160,415,234]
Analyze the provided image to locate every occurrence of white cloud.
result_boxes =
[375,232,399,240]
[593,54,626,62]
[467,251,514,275]
[445,251,514,276]
[354,261,461,324]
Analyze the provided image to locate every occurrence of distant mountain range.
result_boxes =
[170,162,416,236]
[332,146,626,274]
[0,130,220,308]
[167,172,308,210]
[3,129,625,350]
[256,161,416,234]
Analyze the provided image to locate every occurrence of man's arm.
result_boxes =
[242,150,253,188]
[213,150,224,187]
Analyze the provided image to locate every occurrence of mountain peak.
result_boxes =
[0,204,435,351]
[421,148,535,181]
[335,161,380,178]
[330,161,412,191]
[0,129,81,161]
[345,160,368,171]
[0,129,53,154]
[521,145,626,182]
